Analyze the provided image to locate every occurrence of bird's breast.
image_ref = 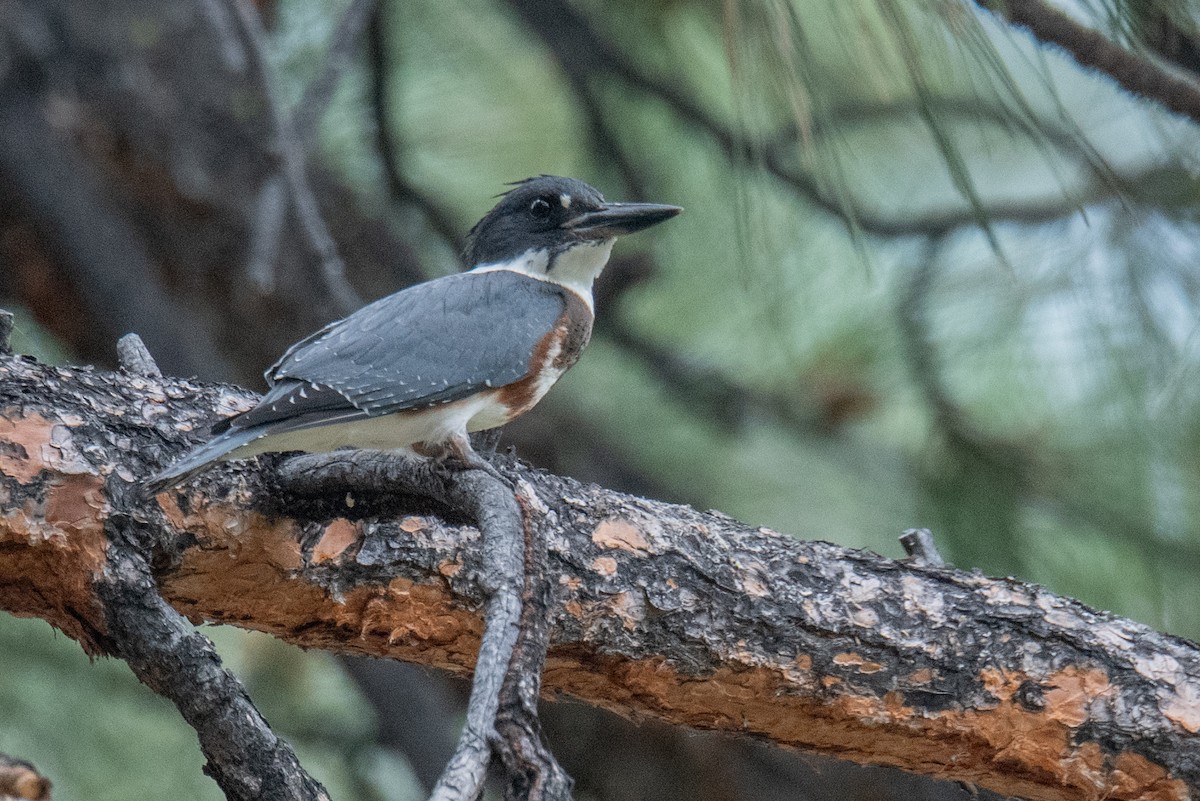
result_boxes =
[488,290,593,423]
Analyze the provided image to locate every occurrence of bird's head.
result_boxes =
[464,176,681,296]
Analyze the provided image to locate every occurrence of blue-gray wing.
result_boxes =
[217,270,566,434]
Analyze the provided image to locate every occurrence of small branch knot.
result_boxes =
[899,528,947,567]
[0,309,14,355]
[117,333,163,377]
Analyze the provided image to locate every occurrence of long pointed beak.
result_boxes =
[564,202,682,239]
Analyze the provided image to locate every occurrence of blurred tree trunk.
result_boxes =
[0,0,421,384]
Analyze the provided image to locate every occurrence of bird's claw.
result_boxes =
[435,436,514,489]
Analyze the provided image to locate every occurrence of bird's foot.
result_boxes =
[429,435,513,489]
[446,450,511,487]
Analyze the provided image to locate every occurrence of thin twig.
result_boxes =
[425,475,522,801]
[293,0,381,148]
[604,320,828,436]
[899,235,983,432]
[246,175,287,294]
[197,0,248,72]
[366,2,464,253]
[561,72,646,199]
[492,488,572,801]
[226,0,362,312]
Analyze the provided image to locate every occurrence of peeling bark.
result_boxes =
[2,352,1199,801]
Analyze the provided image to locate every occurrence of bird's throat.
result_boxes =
[471,239,614,311]
[548,238,615,297]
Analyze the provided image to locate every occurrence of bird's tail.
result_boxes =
[139,427,262,500]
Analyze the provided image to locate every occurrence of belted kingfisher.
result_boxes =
[141,176,681,497]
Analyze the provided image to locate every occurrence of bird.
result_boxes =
[141,176,681,497]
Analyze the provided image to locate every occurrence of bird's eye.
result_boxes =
[529,197,552,218]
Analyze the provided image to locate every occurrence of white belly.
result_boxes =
[225,390,515,460]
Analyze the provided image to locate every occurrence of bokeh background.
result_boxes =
[3,0,1200,798]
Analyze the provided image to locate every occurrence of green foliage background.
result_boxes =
[6,0,1200,798]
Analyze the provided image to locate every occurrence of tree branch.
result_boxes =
[116,333,163,378]
[365,1,464,253]
[277,451,568,801]
[506,0,1134,238]
[292,0,381,149]
[973,0,1200,127]
[225,0,362,312]
[97,538,332,801]
[0,93,236,378]
[0,310,12,355]
[2,0,424,384]
[2,351,1199,801]
[899,528,946,567]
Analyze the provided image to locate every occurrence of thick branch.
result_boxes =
[2,352,1199,801]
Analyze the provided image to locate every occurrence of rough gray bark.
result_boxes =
[278,452,568,801]
[97,542,332,801]
[2,351,1199,801]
